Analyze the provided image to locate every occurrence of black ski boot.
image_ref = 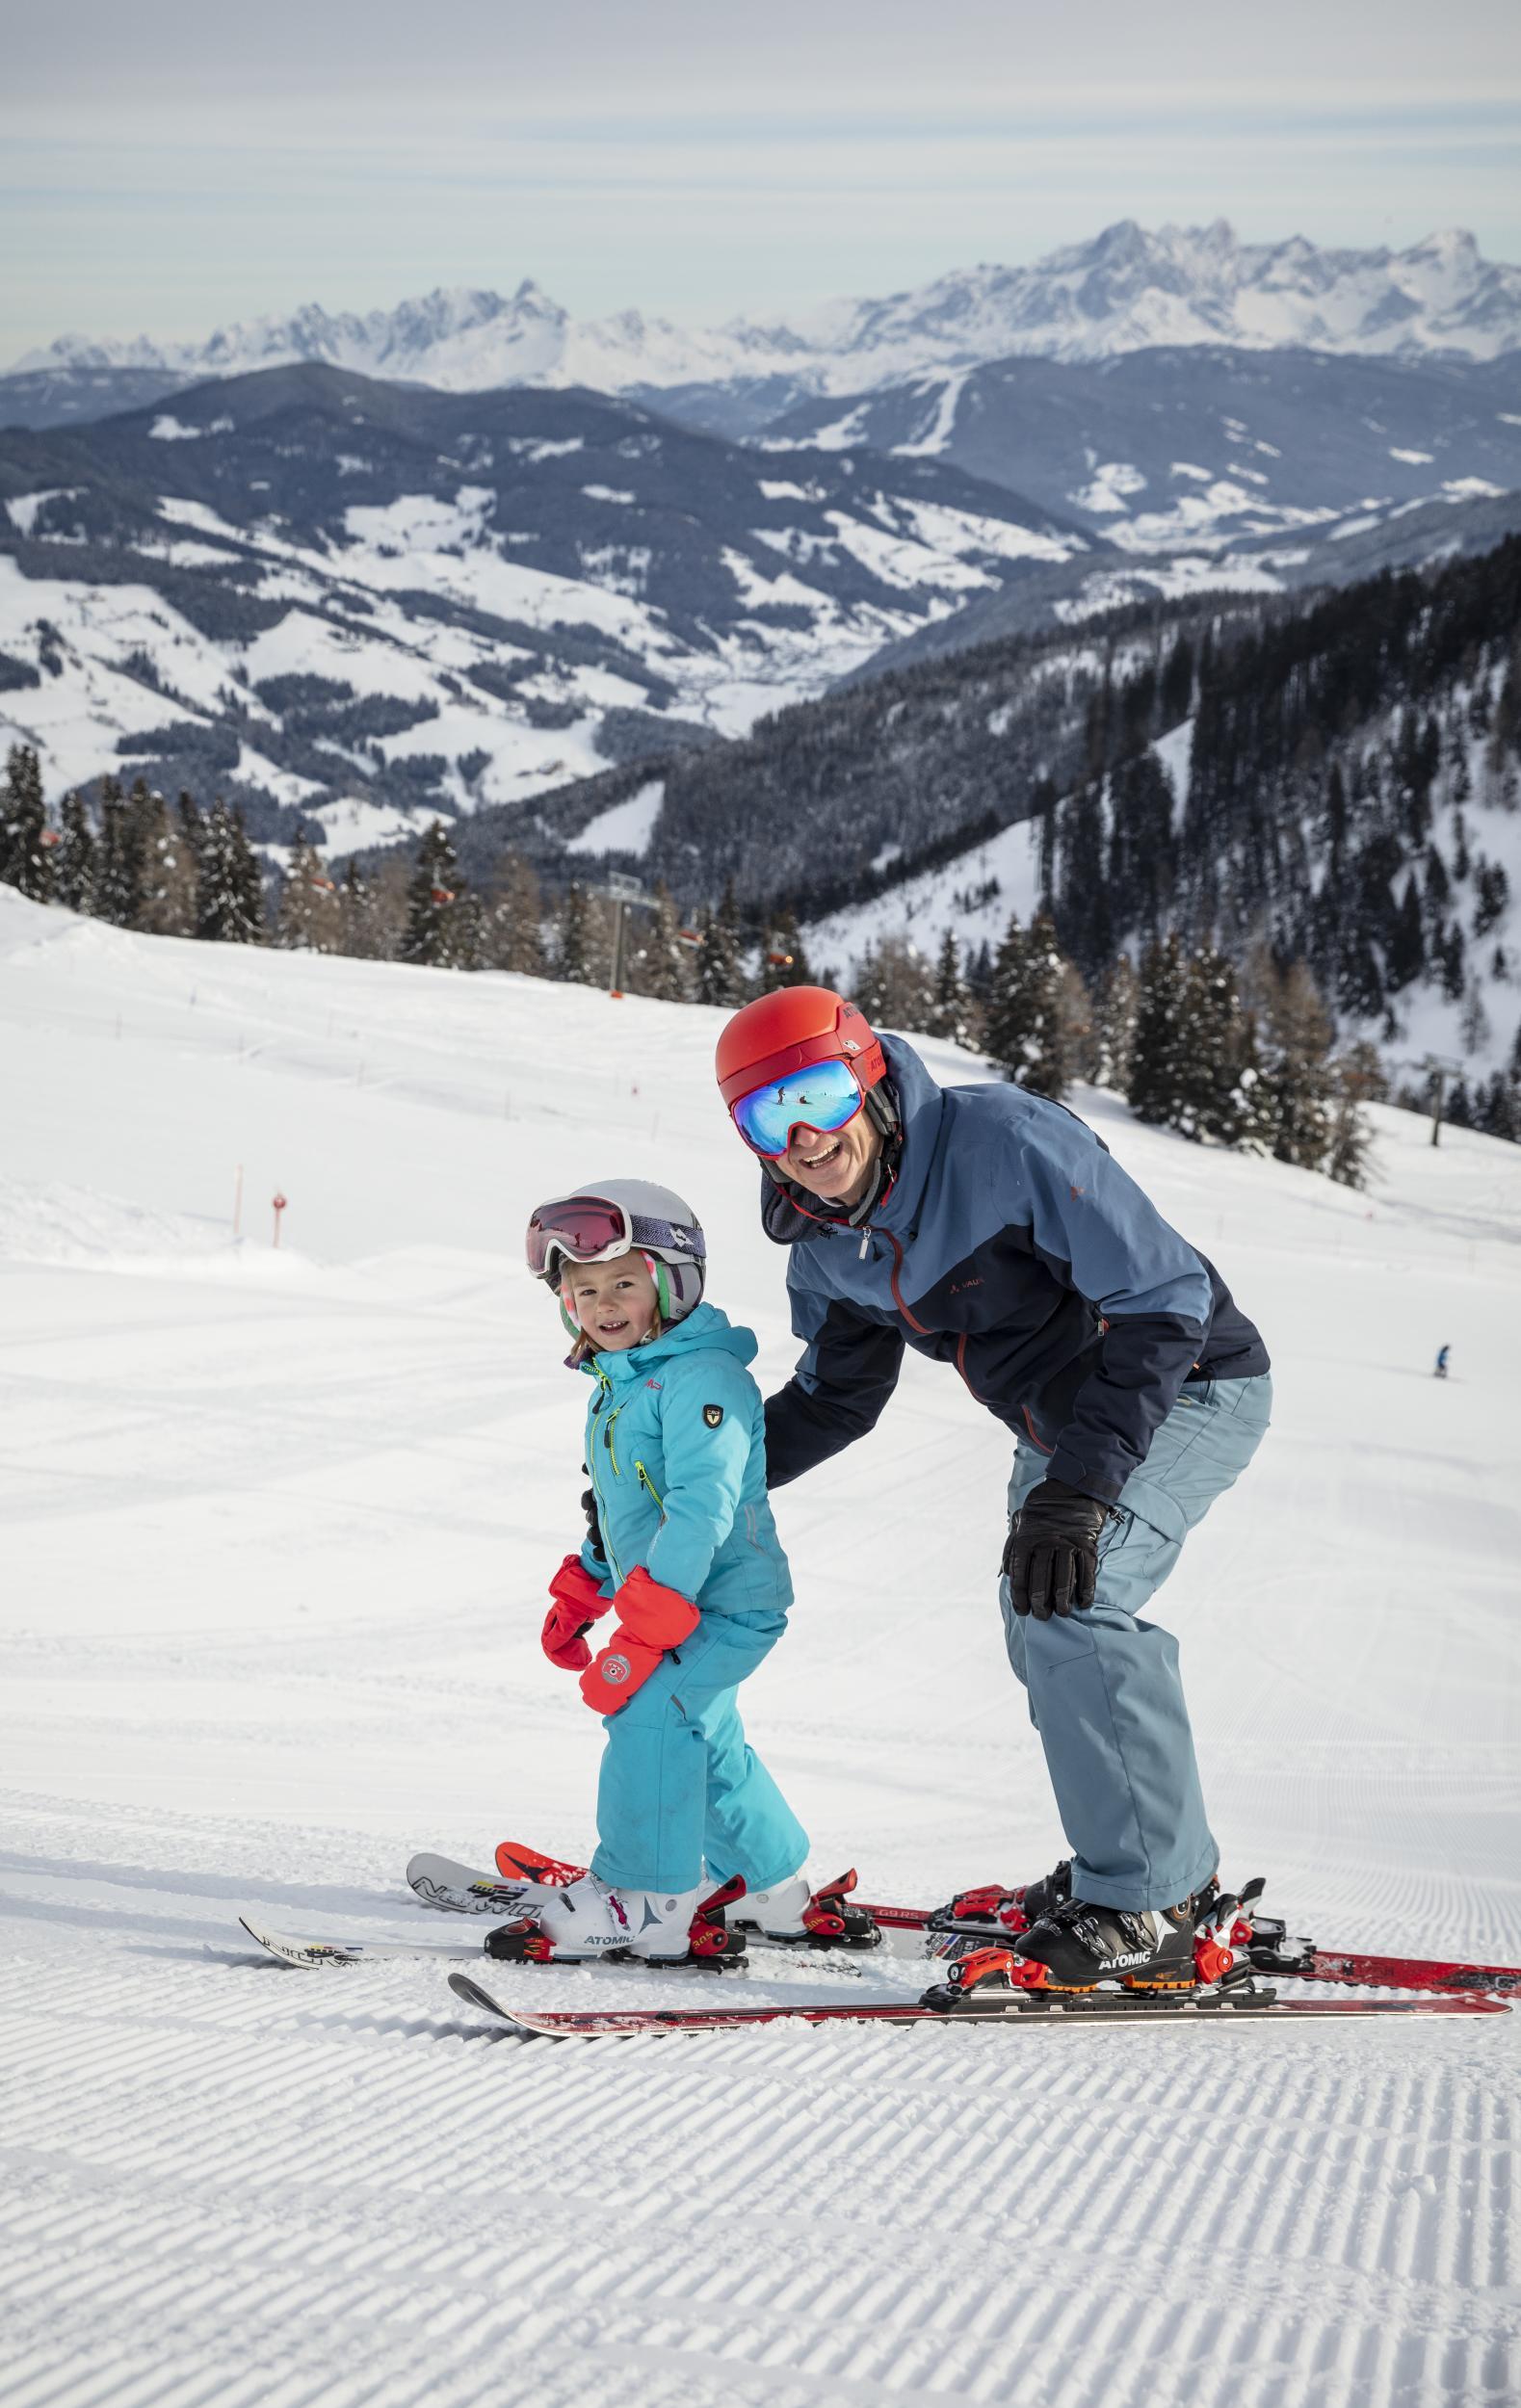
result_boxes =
[1008,1887,1213,1992]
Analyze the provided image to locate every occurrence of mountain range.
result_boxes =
[0,364,1089,850]
[8,222,1521,436]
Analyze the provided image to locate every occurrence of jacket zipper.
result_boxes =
[595,1373,624,1477]
[589,1373,624,1584]
[635,1458,664,1511]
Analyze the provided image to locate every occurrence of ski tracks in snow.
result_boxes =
[1,1809,1517,2408]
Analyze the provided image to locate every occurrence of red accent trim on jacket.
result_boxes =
[956,1332,990,1405]
[885,1230,930,1334]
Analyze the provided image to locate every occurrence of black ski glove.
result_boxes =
[1003,1478,1112,1620]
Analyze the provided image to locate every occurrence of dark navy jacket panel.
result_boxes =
[762,1036,1269,1501]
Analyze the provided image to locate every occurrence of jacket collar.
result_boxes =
[580,1298,757,1383]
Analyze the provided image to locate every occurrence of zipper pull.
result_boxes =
[858,1226,870,1260]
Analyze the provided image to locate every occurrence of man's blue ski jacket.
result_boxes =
[761,1035,1269,1504]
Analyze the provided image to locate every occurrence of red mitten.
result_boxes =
[579,1566,701,1714]
[541,1554,612,1672]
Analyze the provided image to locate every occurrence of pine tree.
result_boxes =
[555,881,597,985]
[1249,954,1335,1171]
[1055,785,1113,976]
[401,820,465,967]
[485,852,547,976]
[53,791,95,913]
[132,782,197,935]
[1090,954,1140,1091]
[628,880,692,1002]
[984,910,1069,1097]
[761,906,811,992]
[94,775,144,927]
[853,932,934,1033]
[337,859,380,958]
[276,839,341,952]
[1128,935,1190,1129]
[1386,874,1424,990]
[197,800,264,943]
[927,928,975,1046]
[1324,1044,1380,1188]
[1175,945,1261,1147]
[696,877,747,1008]
[453,887,486,973]
[0,745,53,902]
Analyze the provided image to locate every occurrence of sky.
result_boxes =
[4,0,1521,362]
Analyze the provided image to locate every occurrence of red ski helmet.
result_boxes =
[715,986,888,1117]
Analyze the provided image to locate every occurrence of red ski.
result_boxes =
[447,1969,1509,2040]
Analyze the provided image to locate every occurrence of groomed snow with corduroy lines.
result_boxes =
[1,884,1517,2408]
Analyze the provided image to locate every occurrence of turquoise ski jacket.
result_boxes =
[576,1301,793,1617]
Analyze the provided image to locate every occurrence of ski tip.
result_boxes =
[239,1916,339,1969]
[447,1971,536,2030]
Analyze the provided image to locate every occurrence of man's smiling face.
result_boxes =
[781,1106,882,1209]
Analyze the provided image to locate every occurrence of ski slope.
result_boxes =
[1,887,1517,2408]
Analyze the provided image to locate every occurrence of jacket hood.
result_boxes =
[581,1298,758,1382]
[760,1034,946,1247]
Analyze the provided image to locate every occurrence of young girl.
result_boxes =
[497,1177,862,1968]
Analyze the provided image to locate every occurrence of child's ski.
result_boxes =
[446,1969,1509,2039]
[240,1916,495,1970]
[407,1846,1521,1996]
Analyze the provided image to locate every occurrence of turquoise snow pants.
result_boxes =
[589,1605,808,1894]
[1001,1372,1272,1913]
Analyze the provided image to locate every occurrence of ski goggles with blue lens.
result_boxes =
[729,1057,865,1159]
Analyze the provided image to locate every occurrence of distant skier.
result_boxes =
[716,987,1272,1994]
[1435,1344,1451,1379]
[499,1178,860,1968]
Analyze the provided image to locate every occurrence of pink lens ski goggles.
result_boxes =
[525,1194,704,1282]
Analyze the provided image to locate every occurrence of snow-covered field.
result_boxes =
[1,887,1518,2408]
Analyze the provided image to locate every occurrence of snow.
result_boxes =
[147,413,234,440]
[564,778,665,857]
[1390,447,1436,465]
[307,795,434,853]
[580,484,636,505]
[0,886,1517,2403]
[5,488,82,536]
[890,367,973,458]
[806,815,1045,970]
[1067,460,1149,514]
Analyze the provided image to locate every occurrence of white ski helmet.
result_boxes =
[525,1177,706,1324]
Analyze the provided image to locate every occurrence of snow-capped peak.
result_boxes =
[12,222,1521,395]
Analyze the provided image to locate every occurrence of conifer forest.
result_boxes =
[6,535,1521,1179]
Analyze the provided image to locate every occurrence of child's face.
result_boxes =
[561,1251,660,1350]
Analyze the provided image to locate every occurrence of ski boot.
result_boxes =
[732,1868,882,1951]
[484,1873,748,1972]
[998,1876,1225,1993]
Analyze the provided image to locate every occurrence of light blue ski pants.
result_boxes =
[590,1605,808,1895]
[1001,1373,1272,1912]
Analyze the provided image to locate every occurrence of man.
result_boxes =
[714,983,1272,1992]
